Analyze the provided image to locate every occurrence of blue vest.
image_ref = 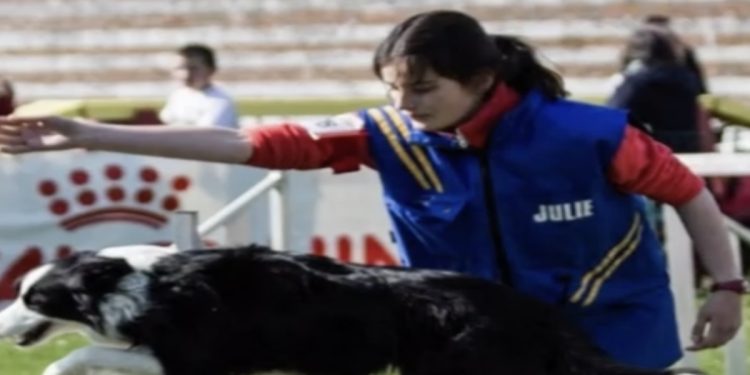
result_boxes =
[359,91,681,369]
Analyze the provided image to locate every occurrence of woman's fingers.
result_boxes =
[686,292,743,351]
[0,125,27,153]
[0,145,31,154]
[0,115,48,124]
[0,117,61,133]
[688,321,738,351]
[0,118,71,154]
[0,133,25,146]
[0,124,22,136]
[0,140,74,154]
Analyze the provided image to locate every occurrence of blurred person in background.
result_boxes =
[0,10,742,372]
[607,25,703,154]
[159,43,239,129]
[643,14,708,95]
[605,14,708,100]
[0,78,14,115]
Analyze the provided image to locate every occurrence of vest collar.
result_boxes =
[409,83,520,149]
[454,82,520,148]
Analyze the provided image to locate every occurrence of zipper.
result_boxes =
[478,150,513,286]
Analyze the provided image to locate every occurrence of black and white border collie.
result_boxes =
[0,244,702,375]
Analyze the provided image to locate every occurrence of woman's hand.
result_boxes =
[0,115,89,154]
[676,188,744,350]
[2,115,253,163]
[687,291,743,351]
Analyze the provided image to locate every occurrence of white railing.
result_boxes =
[198,171,285,243]
[172,210,201,251]
[171,170,286,251]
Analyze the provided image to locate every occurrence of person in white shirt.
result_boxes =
[160,44,239,129]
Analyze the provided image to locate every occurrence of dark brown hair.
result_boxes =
[620,25,685,69]
[643,14,671,27]
[178,43,217,71]
[372,10,566,98]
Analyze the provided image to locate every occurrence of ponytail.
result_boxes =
[491,35,567,98]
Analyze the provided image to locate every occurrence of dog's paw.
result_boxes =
[42,360,128,375]
[41,347,94,375]
[41,362,80,375]
[87,370,135,375]
[42,346,163,375]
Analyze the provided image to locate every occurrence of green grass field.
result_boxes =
[0,298,748,375]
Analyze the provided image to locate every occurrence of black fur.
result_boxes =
[24,253,133,329]
[28,245,701,375]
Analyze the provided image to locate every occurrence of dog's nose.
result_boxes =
[0,301,26,337]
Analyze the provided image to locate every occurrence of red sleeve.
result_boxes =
[608,126,704,205]
[242,123,373,173]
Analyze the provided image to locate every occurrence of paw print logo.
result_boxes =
[38,164,191,231]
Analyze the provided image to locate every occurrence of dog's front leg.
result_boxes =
[42,346,163,375]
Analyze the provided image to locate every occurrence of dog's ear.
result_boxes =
[57,250,97,267]
[66,256,135,329]
[67,257,134,296]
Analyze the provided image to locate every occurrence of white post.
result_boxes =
[173,210,201,251]
[725,233,748,375]
[663,206,700,369]
[269,184,286,250]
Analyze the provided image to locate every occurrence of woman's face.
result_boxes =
[380,61,491,131]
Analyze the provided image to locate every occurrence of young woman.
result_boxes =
[0,10,742,370]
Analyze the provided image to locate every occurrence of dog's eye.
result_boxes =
[23,291,48,309]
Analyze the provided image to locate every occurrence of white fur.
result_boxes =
[0,265,55,339]
[41,346,163,375]
[99,273,151,339]
[98,244,177,271]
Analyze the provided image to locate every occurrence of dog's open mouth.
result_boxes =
[16,321,52,346]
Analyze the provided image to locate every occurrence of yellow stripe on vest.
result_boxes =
[382,106,444,193]
[581,224,644,306]
[367,108,431,190]
[569,214,642,304]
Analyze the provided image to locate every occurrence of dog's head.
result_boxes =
[0,251,137,347]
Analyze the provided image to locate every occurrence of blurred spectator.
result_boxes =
[159,43,239,128]
[0,78,15,115]
[607,25,702,153]
[642,14,708,94]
